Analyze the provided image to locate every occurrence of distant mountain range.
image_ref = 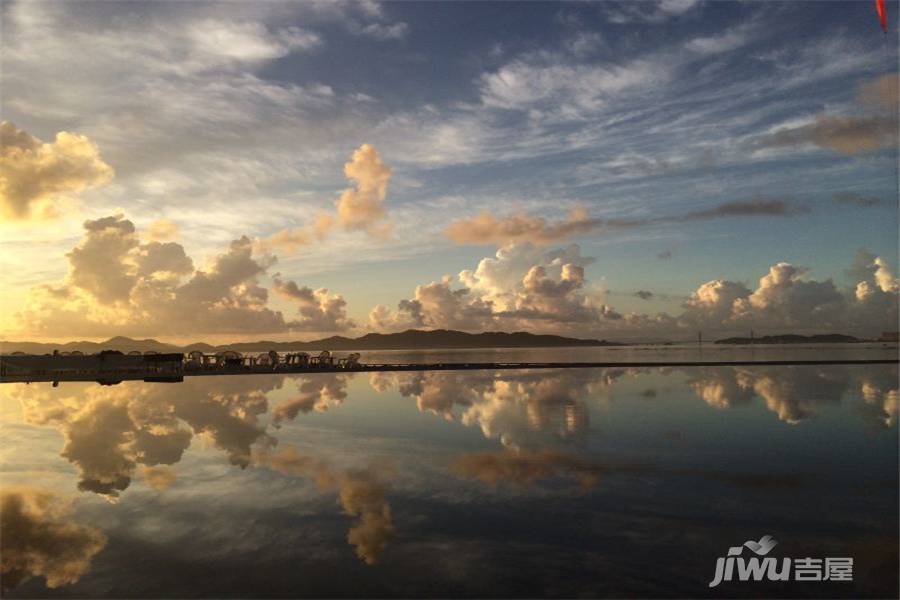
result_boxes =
[715,334,861,345]
[0,329,624,354]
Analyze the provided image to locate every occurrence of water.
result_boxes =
[1,359,897,598]
[306,342,900,365]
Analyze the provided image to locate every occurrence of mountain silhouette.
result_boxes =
[1,329,623,354]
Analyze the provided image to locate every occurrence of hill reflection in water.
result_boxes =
[1,365,897,598]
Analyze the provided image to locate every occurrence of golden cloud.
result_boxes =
[0,121,113,221]
[260,144,392,254]
[145,218,181,242]
[445,206,601,246]
[141,465,178,490]
[333,143,392,235]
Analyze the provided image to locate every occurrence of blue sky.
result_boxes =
[0,0,897,341]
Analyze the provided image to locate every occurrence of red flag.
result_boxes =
[876,0,887,33]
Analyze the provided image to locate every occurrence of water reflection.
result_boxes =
[6,377,284,497]
[450,449,651,490]
[686,365,898,426]
[272,374,349,425]
[372,369,628,449]
[4,366,897,501]
[255,445,394,565]
[1,364,897,597]
[0,488,106,592]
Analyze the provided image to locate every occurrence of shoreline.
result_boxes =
[2,357,897,385]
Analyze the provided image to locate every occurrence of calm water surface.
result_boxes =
[1,359,897,598]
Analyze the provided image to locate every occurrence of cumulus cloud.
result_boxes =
[0,488,107,591]
[445,206,602,246]
[371,243,618,334]
[850,251,899,332]
[332,144,392,235]
[369,276,494,331]
[372,239,898,338]
[10,212,357,337]
[734,263,846,327]
[682,280,752,326]
[0,121,113,220]
[273,277,356,332]
[259,144,393,254]
[256,445,395,565]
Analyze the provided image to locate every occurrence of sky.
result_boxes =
[0,0,897,343]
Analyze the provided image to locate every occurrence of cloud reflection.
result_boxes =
[0,488,107,591]
[684,366,898,425]
[376,369,638,449]
[256,445,395,565]
[272,374,349,425]
[6,364,895,506]
[7,376,286,498]
[451,449,649,491]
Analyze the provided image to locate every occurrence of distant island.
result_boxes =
[715,334,862,345]
[0,329,624,354]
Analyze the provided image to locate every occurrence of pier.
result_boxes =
[0,349,897,385]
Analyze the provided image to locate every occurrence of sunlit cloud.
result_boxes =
[258,143,393,254]
[145,218,181,242]
[446,206,602,246]
[0,122,113,221]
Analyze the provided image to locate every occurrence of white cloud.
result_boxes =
[479,58,665,117]
[603,0,701,24]
[358,22,409,40]
[686,26,752,54]
[372,243,899,338]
